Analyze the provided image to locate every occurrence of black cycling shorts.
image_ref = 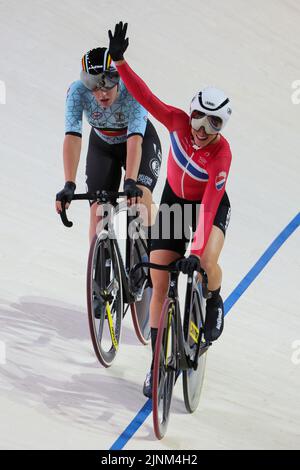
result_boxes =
[151,180,231,256]
[85,120,162,202]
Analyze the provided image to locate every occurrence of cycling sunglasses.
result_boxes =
[191,110,223,132]
[80,70,120,91]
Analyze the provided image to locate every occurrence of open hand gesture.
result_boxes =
[108,21,129,62]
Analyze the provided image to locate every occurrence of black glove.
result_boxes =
[56,181,76,206]
[123,179,143,199]
[108,21,129,61]
[176,255,201,275]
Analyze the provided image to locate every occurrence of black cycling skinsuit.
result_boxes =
[86,121,161,197]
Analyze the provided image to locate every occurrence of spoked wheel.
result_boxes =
[87,231,123,367]
[152,299,177,440]
[130,237,151,345]
[183,279,207,413]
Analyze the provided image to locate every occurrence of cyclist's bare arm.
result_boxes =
[56,135,81,213]
[126,134,142,182]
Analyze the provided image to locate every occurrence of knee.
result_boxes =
[151,274,169,301]
[200,256,216,275]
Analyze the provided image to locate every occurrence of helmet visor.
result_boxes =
[80,70,120,91]
[191,110,223,133]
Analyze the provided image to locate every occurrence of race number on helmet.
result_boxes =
[190,87,232,134]
[80,47,120,91]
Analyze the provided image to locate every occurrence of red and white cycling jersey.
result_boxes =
[117,62,232,256]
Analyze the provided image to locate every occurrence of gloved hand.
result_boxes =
[108,21,129,61]
[176,255,201,275]
[56,181,76,212]
[123,178,143,199]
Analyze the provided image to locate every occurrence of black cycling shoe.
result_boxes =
[204,295,224,342]
[143,371,153,398]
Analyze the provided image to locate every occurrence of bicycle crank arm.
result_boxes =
[106,302,119,351]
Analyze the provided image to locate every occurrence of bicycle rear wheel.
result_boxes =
[130,236,151,345]
[152,298,176,440]
[87,231,123,367]
[183,279,207,413]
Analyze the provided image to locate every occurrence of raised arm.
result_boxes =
[108,22,186,132]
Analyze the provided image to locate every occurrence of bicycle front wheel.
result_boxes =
[152,298,176,440]
[87,231,123,368]
[183,279,207,413]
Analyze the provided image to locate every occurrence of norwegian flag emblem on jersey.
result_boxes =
[215,171,227,191]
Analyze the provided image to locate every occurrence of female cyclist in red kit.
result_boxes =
[109,22,233,397]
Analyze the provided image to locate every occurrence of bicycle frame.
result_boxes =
[165,271,193,373]
[131,261,210,372]
[183,275,210,370]
[95,199,147,306]
[60,191,148,306]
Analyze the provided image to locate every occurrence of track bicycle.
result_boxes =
[59,190,152,367]
[131,260,212,439]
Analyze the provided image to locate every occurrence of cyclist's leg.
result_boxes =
[144,181,187,384]
[137,186,157,228]
[200,227,225,341]
[198,195,231,341]
[149,249,181,328]
[200,194,231,290]
[200,226,225,291]
[149,179,189,326]
[86,129,123,244]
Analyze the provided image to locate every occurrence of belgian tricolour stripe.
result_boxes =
[82,55,88,72]
[103,48,112,70]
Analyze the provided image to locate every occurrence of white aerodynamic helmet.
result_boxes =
[190,86,232,134]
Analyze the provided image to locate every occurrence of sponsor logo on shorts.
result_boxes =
[215,171,227,191]
[225,207,231,230]
[150,158,161,178]
[137,174,153,188]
